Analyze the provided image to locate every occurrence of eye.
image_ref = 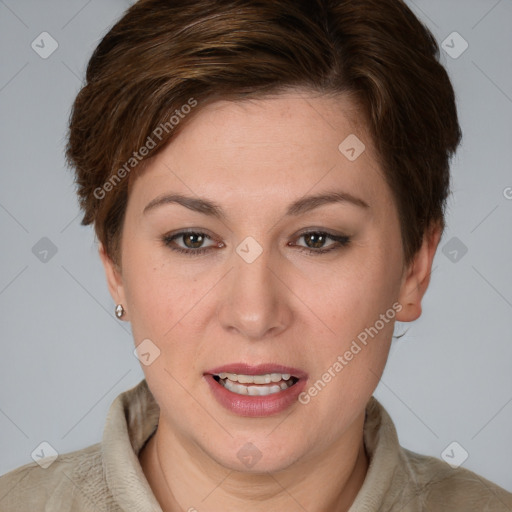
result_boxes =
[162,230,222,256]
[291,230,351,255]
[162,229,350,257]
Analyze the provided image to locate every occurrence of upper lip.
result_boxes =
[205,363,307,379]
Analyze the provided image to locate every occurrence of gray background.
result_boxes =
[1,0,511,493]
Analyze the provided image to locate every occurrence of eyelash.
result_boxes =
[161,229,351,257]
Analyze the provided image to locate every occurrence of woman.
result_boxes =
[1,0,511,510]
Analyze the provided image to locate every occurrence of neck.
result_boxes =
[139,412,368,512]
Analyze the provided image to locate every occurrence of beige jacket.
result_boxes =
[0,379,511,511]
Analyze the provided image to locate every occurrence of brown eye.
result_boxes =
[162,230,220,256]
[293,231,351,255]
[303,232,329,249]
[181,232,207,249]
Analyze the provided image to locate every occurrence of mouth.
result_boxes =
[212,372,300,396]
[204,364,307,417]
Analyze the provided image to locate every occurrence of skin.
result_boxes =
[100,91,441,512]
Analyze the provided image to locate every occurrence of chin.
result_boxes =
[202,433,308,474]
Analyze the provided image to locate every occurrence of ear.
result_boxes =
[99,243,129,321]
[395,222,443,322]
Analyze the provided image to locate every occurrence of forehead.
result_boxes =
[172,92,374,166]
[127,92,389,215]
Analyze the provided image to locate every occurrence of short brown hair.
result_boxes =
[66,0,462,265]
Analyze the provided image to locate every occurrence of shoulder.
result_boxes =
[363,397,512,511]
[0,442,118,512]
[398,446,512,511]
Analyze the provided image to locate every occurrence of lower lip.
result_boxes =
[204,375,307,417]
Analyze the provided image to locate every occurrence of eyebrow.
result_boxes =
[143,190,370,218]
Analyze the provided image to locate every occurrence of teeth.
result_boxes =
[223,379,289,396]
[218,372,294,384]
[216,372,297,396]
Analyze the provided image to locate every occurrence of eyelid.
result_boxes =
[290,230,351,254]
[162,228,350,257]
[162,229,222,248]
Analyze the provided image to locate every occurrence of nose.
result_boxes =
[216,243,293,341]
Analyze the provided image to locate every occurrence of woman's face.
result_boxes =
[102,91,430,472]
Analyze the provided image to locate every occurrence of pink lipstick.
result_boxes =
[204,363,307,417]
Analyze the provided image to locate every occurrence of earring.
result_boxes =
[115,304,125,319]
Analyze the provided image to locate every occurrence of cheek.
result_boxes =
[302,245,401,392]
[121,240,210,375]
[300,283,396,430]
[320,253,401,337]
[121,238,175,340]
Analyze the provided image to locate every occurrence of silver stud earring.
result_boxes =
[115,304,125,319]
